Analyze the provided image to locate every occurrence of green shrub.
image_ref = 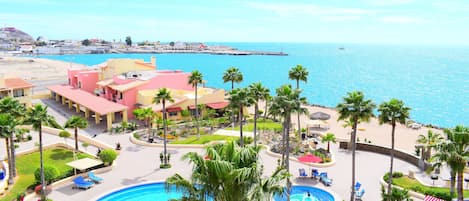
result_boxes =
[99,149,118,165]
[380,185,412,201]
[133,132,141,140]
[383,172,404,182]
[236,136,253,145]
[34,165,59,184]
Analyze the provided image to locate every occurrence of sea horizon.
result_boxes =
[38,42,469,128]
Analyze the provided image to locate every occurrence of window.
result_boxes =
[169,111,178,117]
[13,89,24,97]
[78,81,82,88]
[119,92,123,99]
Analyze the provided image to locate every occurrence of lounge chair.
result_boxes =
[319,172,332,186]
[355,189,365,200]
[88,172,103,183]
[311,169,319,179]
[73,176,94,189]
[355,182,361,192]
[298,168,308,178]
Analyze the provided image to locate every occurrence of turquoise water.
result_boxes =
[96,182,334,201]
[39,43,469,128]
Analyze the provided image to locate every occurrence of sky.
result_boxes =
[1,0,469,45]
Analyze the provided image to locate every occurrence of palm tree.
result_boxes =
[432,126,469,200]
[0,114,20,184]
[270,85,303,201]
[133,108,154,141]
[336,91,376,201]
[188,70,203,139]
[263,94,272,119]
[223,67,243,128]
[228,87,254,147]
[64,116,88,151]
[0,97,26,180]
[166,141,288,201]
[378,98,410,198]
[249,82,270,146]
[288,64,308,137]
[153,88,175,166]
[417,130,443,161]
[24,104,57,199]
[321,133,336,153]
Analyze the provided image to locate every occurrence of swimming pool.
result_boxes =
[96,182,335,201]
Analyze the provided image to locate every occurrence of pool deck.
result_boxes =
[4,100,448,201]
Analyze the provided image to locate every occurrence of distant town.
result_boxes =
[0,27,287,56]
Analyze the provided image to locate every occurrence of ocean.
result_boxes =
[39,43,469,128]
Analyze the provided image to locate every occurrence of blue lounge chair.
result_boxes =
[319,172,332,186]
[355,182,361,192]
[355,189,365,200]
[311,169,319,179]
[298,168,308,178]
[88,172,103,183]
[73,176,94,189]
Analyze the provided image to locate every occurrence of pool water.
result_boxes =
[97,182,334,201]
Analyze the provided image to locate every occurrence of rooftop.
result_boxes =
[48,85,128,114]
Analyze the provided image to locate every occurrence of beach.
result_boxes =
[0,56,84,92]
[252,101,441,153]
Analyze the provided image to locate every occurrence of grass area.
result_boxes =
[170,135,239,144]
[233,119,282,131]
[0,148,92,201]
[392,176,469,198]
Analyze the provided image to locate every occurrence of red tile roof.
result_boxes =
[206,102,229,109]
[48,85,128,114]
[5,78,33,89]
[166,107,182,112]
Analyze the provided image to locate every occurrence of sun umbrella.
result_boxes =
[309,112,331,120]
[298,154,322,163]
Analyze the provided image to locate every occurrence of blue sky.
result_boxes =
[1,0,469,45]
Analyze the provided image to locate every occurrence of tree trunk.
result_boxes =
[39,122,46,199]
[281,120,286,166]
[9,136,16,178]
[74,127,79,151]
[296,80,301,139]
[239,108,244,147]
[195,84,200,139]
[450,170,456,198]
[253,103,258,147]
[349,121,357,201]
[5,138,13,185]
[285,114,291,201]
[264,99,268,119]
[163,101,168,165]
[147,118,151,141]
[387,122,396,200]
[231,81,235,130]
[457,170,463,201]
[327,142,330,153]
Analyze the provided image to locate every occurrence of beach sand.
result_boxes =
[251,101,441,153]
[0,56,86,92]
[0,56,85,80]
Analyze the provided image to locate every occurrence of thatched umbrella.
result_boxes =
[309,112,331,120]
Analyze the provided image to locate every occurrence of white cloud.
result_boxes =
[247,2,375,16]
[364,0,415,6]
[321,16,361,22]
[380,16,424,24]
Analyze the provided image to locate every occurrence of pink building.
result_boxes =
[49,57,227,130]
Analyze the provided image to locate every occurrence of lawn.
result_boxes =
[391,176,469,198]
[0,148,92,201]
[170,135,239,144]
[233,119,282,131]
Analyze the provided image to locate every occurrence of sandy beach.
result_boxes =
[0,56,84,81]
[251,101,441,153]
[0,56,86,92]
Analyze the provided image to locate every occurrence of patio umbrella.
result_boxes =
[309,112,331,120]
[298,154,322,163]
